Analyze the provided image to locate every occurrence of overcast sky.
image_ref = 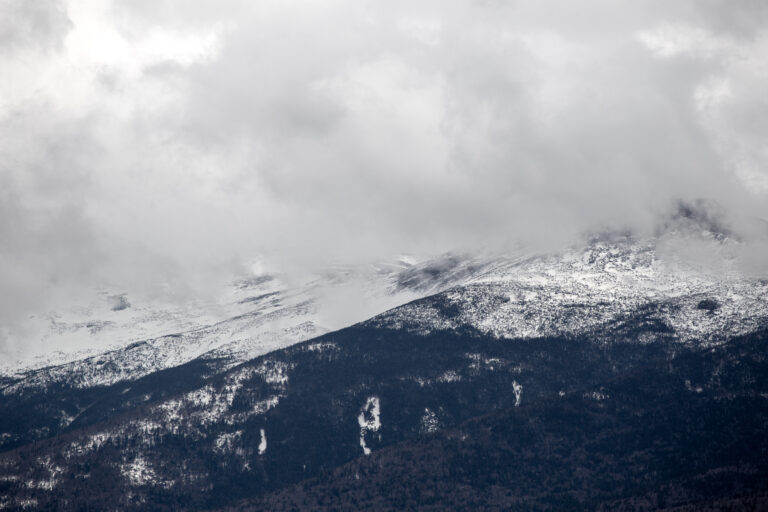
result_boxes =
[2,0,768,357]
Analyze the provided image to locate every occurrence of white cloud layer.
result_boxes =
[2,0,768,357]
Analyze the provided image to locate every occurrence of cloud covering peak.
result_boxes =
[2,0,768,357]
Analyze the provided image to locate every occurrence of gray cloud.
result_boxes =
[1,0,768,359]
[0,0,72,53]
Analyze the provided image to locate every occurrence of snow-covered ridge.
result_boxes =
[369,235,768,345]
[1,256,485,393]
[4,225,767,395]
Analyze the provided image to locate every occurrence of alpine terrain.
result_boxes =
[1,215,767,511]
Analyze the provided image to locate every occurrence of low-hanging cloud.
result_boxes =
[2,0,768,359]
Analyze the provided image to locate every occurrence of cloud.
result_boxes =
[2,0,768,359]
[0,0,72,53]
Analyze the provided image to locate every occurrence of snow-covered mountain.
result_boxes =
[0,256,481,394]
[372,234,768,345]
[4,222,767,398]
[1,221,768,510]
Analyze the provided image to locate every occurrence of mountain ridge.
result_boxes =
[1,226,767,510]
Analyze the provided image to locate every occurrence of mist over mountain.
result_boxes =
[3,0,768,359]
[1,232,767,509]
[2,1,768,510]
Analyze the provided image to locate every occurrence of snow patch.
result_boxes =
[466,353,507,373]
[121,457,157,487]
[512,381,523,407]
[85,432,111,451]
[685,379,704,393]
[252,360,291,386]
[213,431,243,454]
[437,370,462,383]
[402,375,432,387]
[357,396,381,456]
[421,408,440,433]
[304,342,338,352]
[23,457,63,491]
[584,391,610,401]
[252,395,280,416]
[258,428,267,455]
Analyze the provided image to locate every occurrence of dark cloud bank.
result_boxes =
[1,0,768,357]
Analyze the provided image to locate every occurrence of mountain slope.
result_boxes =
[1,232,766,510]
[1,321,767,509]
[372,235,768,344]
[0,256,485,451]
[228,330,768,511]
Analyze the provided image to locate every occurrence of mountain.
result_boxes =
[371,234,768,344]
[229,329,768,512]
[1,230,767,510]
[0,256,478,451]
